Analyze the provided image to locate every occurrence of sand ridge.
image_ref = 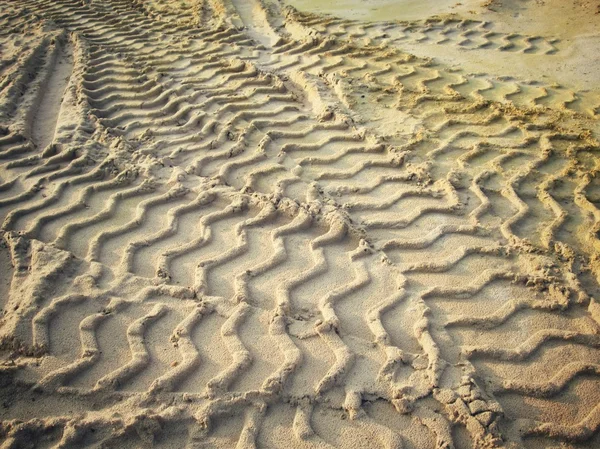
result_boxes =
[0,0,599,448]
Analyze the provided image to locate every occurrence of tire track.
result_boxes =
[0,0,599,447]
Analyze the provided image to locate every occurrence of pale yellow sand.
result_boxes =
[0,0,599,448]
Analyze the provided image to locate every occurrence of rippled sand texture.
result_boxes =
[0,0,600,448]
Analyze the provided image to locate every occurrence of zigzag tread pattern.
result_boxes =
[0,0,599,448]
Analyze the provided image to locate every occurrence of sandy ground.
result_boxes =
[0,0,599,448]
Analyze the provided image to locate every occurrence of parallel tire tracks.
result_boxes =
[0,0,599,447]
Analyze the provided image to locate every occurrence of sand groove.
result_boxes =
[0,0,599,448]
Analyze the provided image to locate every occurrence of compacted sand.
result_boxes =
[0,0,599,448]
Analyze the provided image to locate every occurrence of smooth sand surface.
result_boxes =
[0,0,599,448]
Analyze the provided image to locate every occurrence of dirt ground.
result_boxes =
[0,0,599,447]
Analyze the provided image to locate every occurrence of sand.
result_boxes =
[0,0,599,447]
